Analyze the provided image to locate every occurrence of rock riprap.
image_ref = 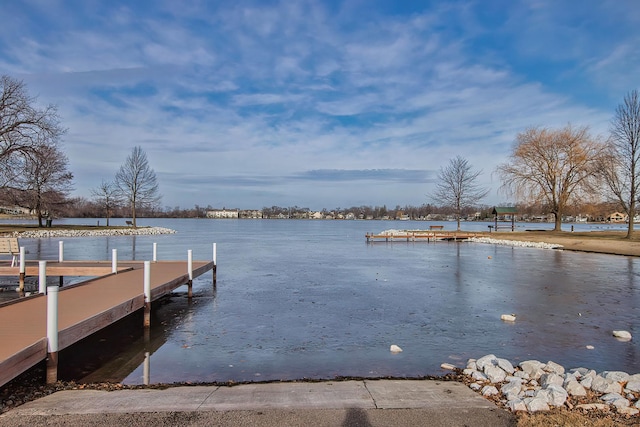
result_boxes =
[458,354,640,416]
[468,237,563,250]
[10,227,177,238]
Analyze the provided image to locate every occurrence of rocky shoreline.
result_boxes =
[451,354,640,418]
[8,226,177,238]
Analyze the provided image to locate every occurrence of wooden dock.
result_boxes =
[0,259,216,387]
[365,231,479,243]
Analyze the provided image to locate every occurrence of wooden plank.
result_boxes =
[0,338,47,387]
[58,296,144,351]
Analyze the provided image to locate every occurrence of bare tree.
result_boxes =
[12,144,74,227]
[432,156,489,230]
[0,75,65,182]
[497,125,603,231]
[598,90,640,238]
[115,146,161,227]
[91,179,121,226]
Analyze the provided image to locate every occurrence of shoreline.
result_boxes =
[381,229,640,257]
[2,226,177,238]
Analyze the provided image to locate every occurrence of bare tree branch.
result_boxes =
[598,89,640,238]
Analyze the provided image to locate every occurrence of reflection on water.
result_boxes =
[3,218,640,384]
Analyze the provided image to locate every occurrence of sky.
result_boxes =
[0,0,638,211]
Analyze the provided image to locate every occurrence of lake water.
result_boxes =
[4,218,640,384]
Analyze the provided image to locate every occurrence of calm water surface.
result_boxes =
[6,218,640,383]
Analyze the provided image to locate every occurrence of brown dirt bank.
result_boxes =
[488,230,640,257]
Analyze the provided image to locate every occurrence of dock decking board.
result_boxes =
[0,260,215,387]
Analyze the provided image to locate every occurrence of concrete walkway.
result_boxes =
[0,380,516,426]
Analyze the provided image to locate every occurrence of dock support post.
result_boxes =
[143,351,150,385]
[153,243,157,262]
[213,243,217,289]
[19,247,25,292]
[112,249,117,274]
[144,261,151,328]
[46,285,59,384]
[187,249,193,299]
[39,261,47,294]
[58,241,64,286]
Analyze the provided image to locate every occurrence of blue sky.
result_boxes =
[1,0,638,211]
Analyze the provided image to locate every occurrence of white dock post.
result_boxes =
[112,249,117,274]
[58,241,64,286]
[46,285,59,384]
[187,249,193,299]
[19,246,25,292]
[144,260,151,327]
[213,243,217,289]
[39,260,47,294]
[153,242,157,262]
[143,351,150,385]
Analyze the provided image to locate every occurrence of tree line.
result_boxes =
[0,75,161,227]
[1,74,639,234]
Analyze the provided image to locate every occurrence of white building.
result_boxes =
[206,209,239,219]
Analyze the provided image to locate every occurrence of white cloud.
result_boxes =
[0,0,635,209]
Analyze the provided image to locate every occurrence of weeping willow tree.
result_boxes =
[497,125,603,231]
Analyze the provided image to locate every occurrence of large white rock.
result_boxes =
[507,398,527,412]
[565,380,587,397]
[626,379,640,393]
[475,354,497,371]
[519,360,545,380]
[601,392,630,410]
[602,371,629,383]
[540,372,564,388]
[389,344,403,353]
[501,380,523,400]
[485,365,507,383]
[497,358,515,374]
[544,384,568,407]
[592,376,623,394]
[471,370,488,382]
[481,385,499,396]
[543,360,565,375]
[524,396,550,412]
[613,330,632,340]
[500,314,516,322]
[580,376,594,389]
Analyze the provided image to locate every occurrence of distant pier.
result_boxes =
[365,231,479,243]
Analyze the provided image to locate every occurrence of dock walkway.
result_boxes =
[0,259,215,387]
[365,231,479,243]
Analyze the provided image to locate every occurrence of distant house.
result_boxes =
[608,212,627,223]
[239,210,263,219]
[206,209,239,219]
